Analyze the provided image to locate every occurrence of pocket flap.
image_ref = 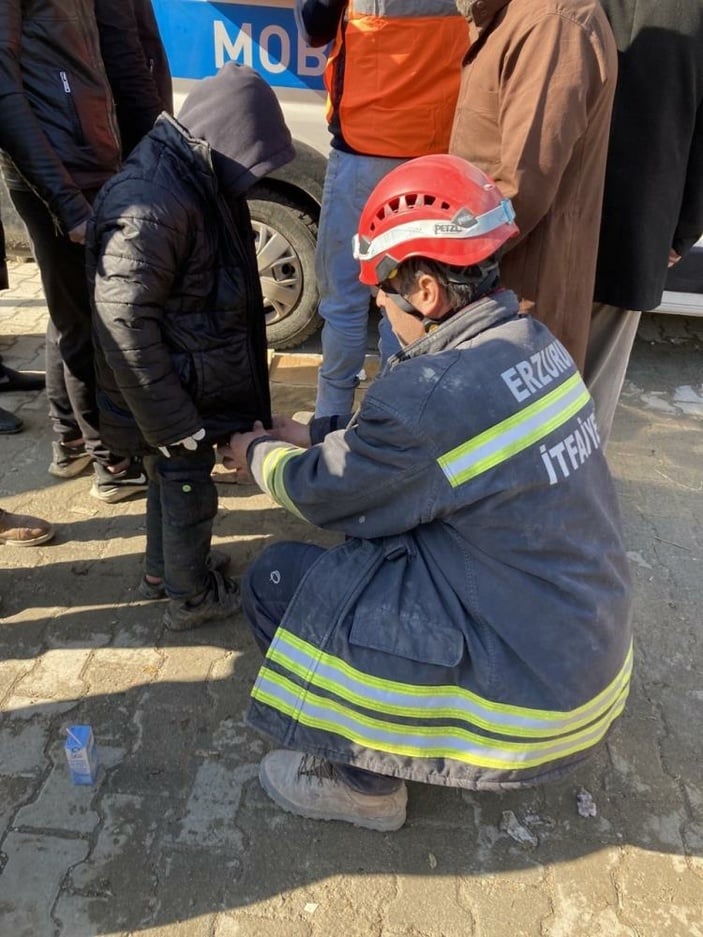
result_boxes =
[348,543,465,668]
[349,611,465,668]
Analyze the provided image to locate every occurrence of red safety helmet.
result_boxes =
[353,155,519,286]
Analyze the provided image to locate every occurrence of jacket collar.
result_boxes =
[393,288,521,363]
[149,113,218,191]
[467,0,511,38]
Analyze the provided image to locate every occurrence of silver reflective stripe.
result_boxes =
[354,200,515,262]
[261,445,307,520]
[439,373,590,487]
[353,0,462,17]
[252,669,630,769]
[267,630,633,739]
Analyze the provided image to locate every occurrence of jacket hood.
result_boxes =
[177,62,295,195]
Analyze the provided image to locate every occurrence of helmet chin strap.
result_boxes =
[384,292,438,330]
[393,297,451,334]
[391,293,422,315]
[386,259,501,332]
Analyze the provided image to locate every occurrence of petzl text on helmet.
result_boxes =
[352,200,516,263]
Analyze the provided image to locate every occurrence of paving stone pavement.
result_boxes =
[1,261,702,937]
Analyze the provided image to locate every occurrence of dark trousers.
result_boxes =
[9,188,110,463]
[242,540,403,795]
[143,446,218,601]
[584,302,641,451]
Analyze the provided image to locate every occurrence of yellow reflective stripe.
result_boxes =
[251,669,629,770]
[438,372,590,487]
[270,627,633,738]
[261,445,307,519]
[267,642,631,739]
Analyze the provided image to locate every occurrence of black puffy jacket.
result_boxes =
[0,0,121,232]
[86,115,271,457]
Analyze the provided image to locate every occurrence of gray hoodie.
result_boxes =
[177,61,295,196]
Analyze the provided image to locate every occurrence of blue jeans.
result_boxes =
[143,446,217,601]
[242,540,403,795]
[315,149,404,418]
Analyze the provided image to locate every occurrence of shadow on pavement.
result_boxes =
[0,336,701,934]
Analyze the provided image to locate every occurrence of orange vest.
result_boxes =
[325,0,469,158]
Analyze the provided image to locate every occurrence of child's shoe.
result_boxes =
[162,571,241,631]
[90,458,148,503]
[48,440,93,478]
[137,549,231,600]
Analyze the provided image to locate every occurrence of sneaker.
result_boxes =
[137,549,231,600]
[90,458,148,503]
[0,508,55,547]
[48,440,93,478]
[162,570,241,631]
[258,750,408,832]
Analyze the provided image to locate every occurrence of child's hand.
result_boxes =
[158,427,205,457]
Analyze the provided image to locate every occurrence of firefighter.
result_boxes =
[223,155,633,832]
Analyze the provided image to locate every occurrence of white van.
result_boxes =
[153,0,331,347]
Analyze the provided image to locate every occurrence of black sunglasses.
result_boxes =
[372,278,419,314]
[377,278,402,295]
[373,274,417,296]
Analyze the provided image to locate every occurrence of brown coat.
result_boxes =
[450,0,617,369]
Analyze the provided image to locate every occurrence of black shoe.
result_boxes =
[0,365,45,393]
[90,458,148,503]
[0,405,23,434]
[137,549,232,600]
[163,571,241,631]
[48,440,93,478]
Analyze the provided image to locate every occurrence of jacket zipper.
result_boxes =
[59,71,86,145]
[220,198,271,424]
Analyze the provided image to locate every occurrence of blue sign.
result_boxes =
[152,0,327,91]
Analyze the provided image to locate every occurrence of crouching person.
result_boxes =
[223,156,633,830]
[86,63,294,630]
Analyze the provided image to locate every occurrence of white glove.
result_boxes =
[158,427,206,457]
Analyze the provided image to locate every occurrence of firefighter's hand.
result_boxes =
[221,421,270,471]
[271,414,312,449]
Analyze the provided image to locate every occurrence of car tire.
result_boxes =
[247,186,322,350]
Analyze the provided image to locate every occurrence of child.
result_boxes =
[86,63,294,630]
